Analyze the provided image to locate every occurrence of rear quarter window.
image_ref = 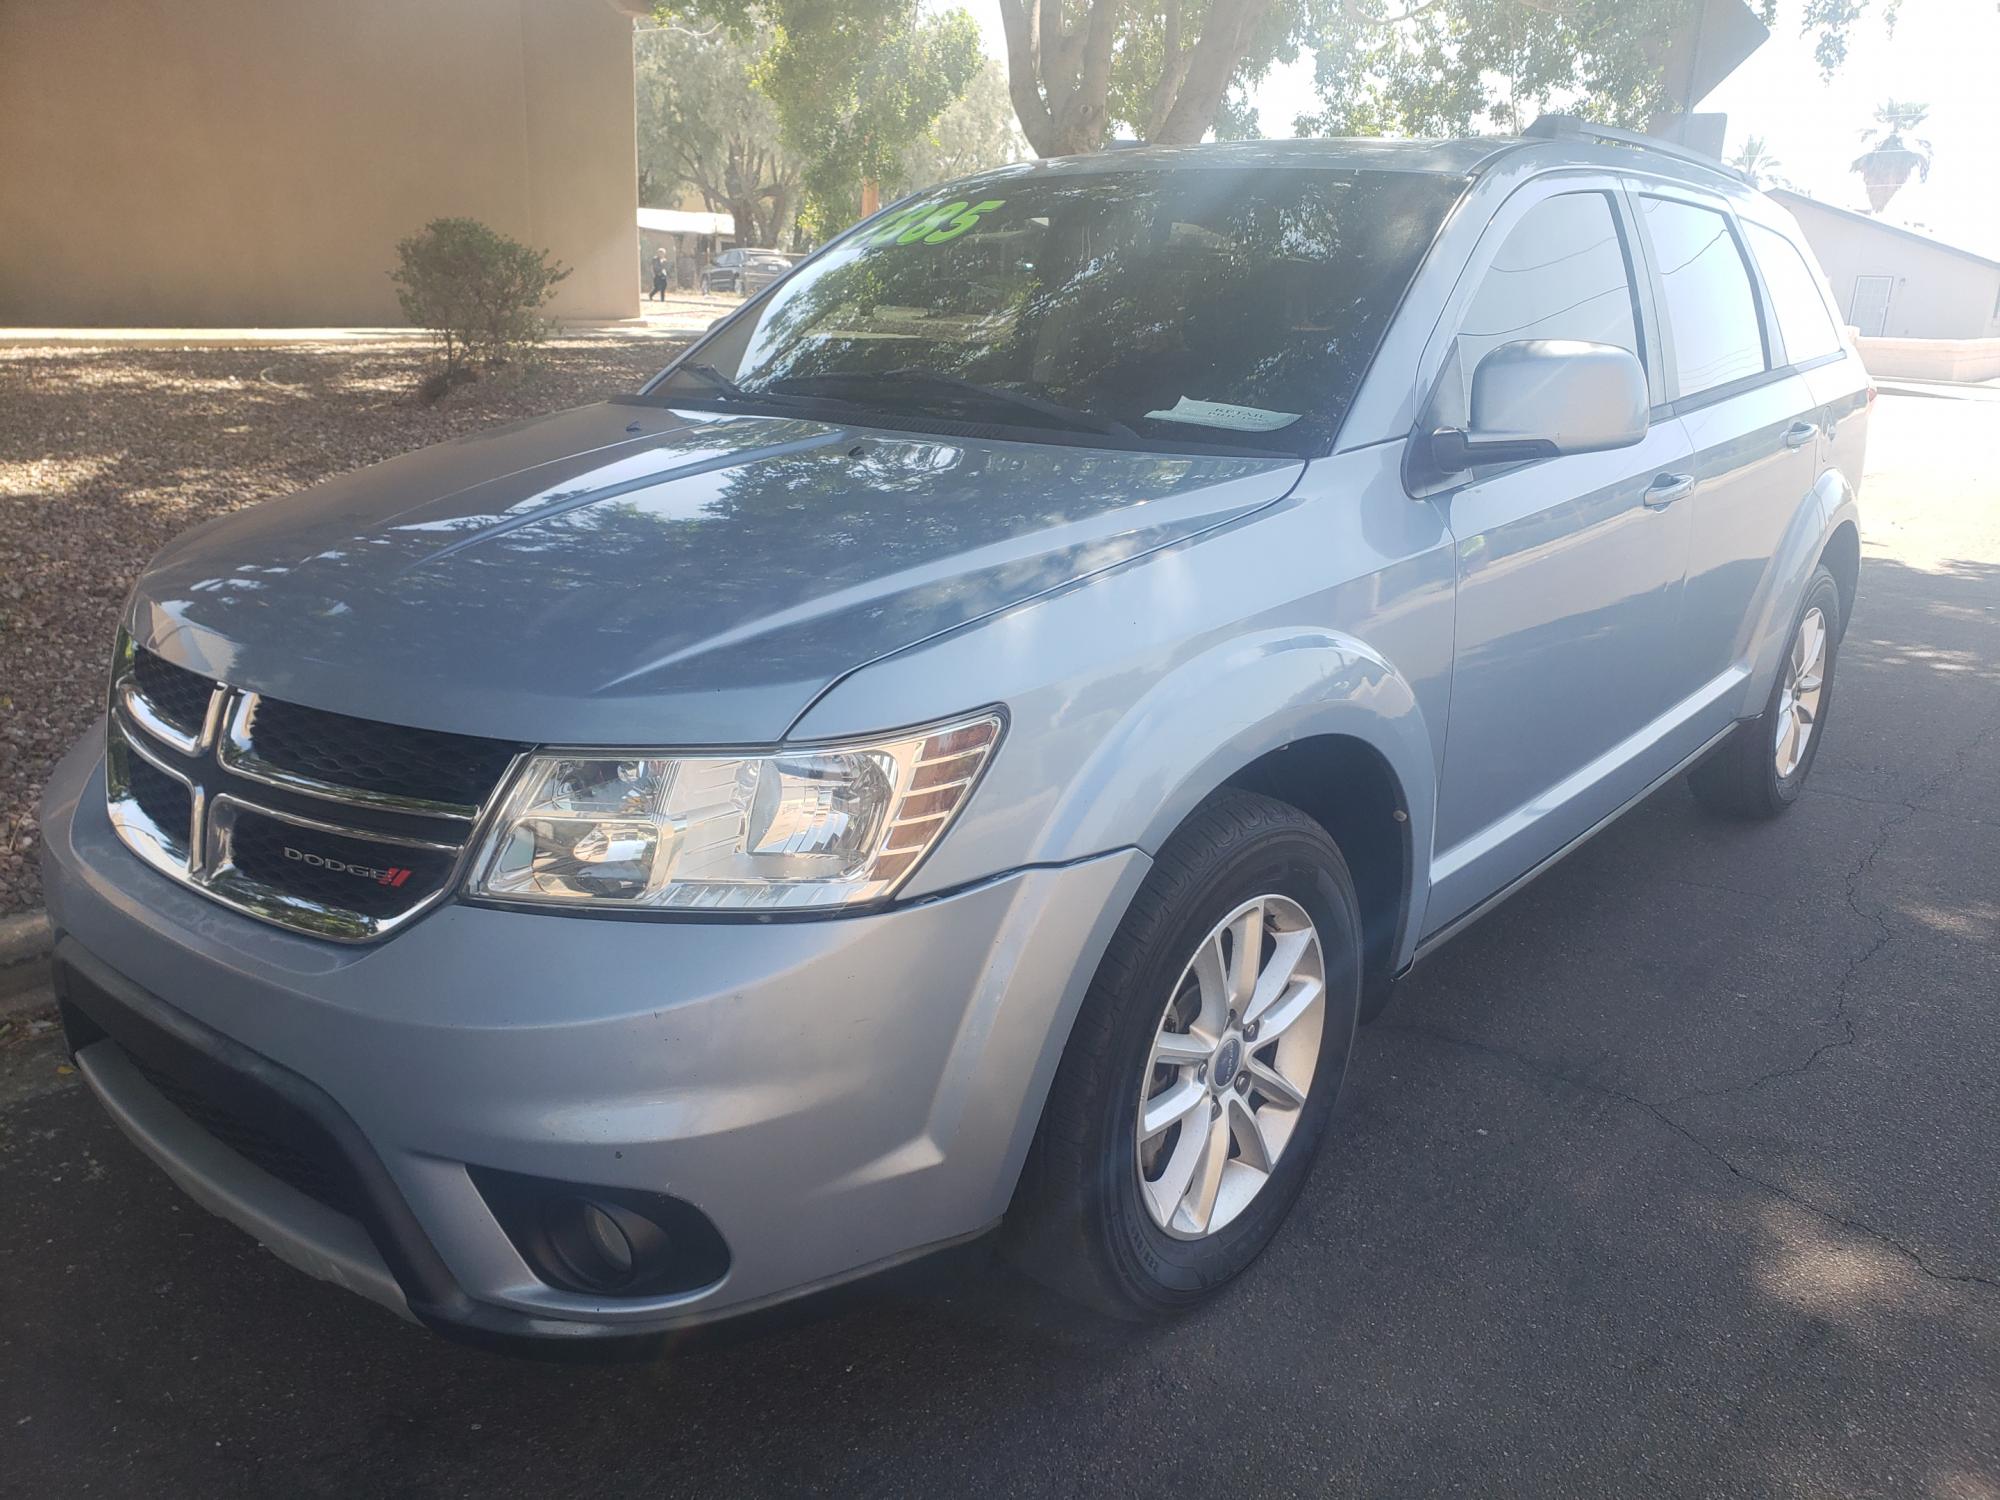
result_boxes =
[1744,221,1844,364]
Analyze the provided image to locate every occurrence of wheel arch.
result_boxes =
[1220,736,1414,1012]
[1819,516,1860,636]
[1745,469,1860,705]
[1030,626,1440,981]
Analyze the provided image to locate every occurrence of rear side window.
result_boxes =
[1744,221,1843,364]
[1641,196,1767,397]
[1457,192,1642,383]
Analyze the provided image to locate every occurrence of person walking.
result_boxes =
[649,248,670,302]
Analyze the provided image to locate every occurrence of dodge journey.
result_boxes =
[40,118,1867,1342]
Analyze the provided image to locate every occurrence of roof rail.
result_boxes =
[1522,113,1752,184]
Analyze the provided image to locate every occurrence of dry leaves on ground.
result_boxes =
[0,337,681,915]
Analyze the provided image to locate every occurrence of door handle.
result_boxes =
[1783,421,1818,449]
[1642,472,1696,508]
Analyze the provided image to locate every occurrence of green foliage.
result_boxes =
[1729,134,1784,189]
[1296,0,1720,136]
[1851,97,1932,210]
[1298,0,1910,140]
[891,57,1029,194]
[1798,0,1903,74]
[1103,2,1302,140]
[999,0,1304,155]
[636,21,798,247]
[993,0,1913,158]
[390,219,569,387]
[670,2,983,237]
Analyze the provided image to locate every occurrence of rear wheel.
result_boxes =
[1003,790,1361,1318]
[1690,565,1843,819]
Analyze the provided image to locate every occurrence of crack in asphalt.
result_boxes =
[1377,1018,2000,1292]
[1657,708,2000,1110]
[1649,801,1903,1111]
[1379,712,2000,1295]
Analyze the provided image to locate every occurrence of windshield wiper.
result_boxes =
[664,361,755,401]
[764,369,1136,438]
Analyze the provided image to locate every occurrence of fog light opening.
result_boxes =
[543,1197,671,1293]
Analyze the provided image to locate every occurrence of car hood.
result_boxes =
[128,402,1300,744]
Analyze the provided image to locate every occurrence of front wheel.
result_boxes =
[1003,790,1361,1318]
[1690,565,1843,819]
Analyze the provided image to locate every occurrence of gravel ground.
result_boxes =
[0,336,681,915]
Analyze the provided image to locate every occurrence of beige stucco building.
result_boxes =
[1772,190,2000,341]
[0,0,644,326]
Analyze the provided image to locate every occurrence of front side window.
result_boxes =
[655,167,1464,456]
[1744,221,1842,364]
[1456,191,1642,392]
[1642,196,1768,397]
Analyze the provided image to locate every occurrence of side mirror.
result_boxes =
[1427,340,1648,471]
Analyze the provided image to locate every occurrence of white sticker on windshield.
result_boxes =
[1143,396,1302,433]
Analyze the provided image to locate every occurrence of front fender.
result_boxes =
[1744,466,1859,708]
[791,446,1456,964]
[1036,625,1436,891]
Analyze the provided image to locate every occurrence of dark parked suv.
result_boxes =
[699,247,791,295]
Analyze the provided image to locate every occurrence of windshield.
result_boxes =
[651,166,1463,456]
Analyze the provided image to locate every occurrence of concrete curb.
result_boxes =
[0,910,54,1018]
[0,910,51,965]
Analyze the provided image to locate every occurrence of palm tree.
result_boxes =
[1728,135,1784,189]
[1851,100,1933,213]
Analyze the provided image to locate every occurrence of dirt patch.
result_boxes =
[0,336,681,915]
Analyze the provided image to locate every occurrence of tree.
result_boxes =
[635,21,800,248]
[1728,133,1785,189]
[892,57,1029,192]
[1851,99,1932,212]
[1298,0,1915,141]
[997,1,1305,156]
[675,3,983,236]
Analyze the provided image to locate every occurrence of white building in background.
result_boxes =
[1770,189,2000,383]
[1772,189,2000,338]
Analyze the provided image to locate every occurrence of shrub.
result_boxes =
[390,218,571,390]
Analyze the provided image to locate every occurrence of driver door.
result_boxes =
[1422,183,1699,932]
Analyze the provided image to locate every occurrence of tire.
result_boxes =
[1002,789,1362,1319]
[1689,565,1843,819]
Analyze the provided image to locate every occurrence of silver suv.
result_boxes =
[40,121,1867,1344]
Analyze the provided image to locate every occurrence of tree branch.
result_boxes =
[1144,1,1193,139]
[1152,0,1272,145]
[997,0,1058,154]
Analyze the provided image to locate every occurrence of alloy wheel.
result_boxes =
[1134,894,1326,1240]
[1775,605,1828,779]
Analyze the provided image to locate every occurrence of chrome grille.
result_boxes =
[131,649,216,739]
[105,631,524,942]
[124,749,196,846]
[220,692,514,817]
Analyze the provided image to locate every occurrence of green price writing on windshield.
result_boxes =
[867,198,1006,247]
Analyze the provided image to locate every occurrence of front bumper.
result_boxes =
[39,730,1148,1339]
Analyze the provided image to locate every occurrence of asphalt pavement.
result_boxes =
[2,390,1995,1498]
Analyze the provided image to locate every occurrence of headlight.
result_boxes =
[466,712,1001,912]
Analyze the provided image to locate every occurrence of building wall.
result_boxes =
[0,0,639,325]
[1780,195,2000,342]
[1856,335,2000,383]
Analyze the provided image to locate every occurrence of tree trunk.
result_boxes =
[999,0,1272,155]
[997,0,1122,156]
[1150,0,1273,145]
